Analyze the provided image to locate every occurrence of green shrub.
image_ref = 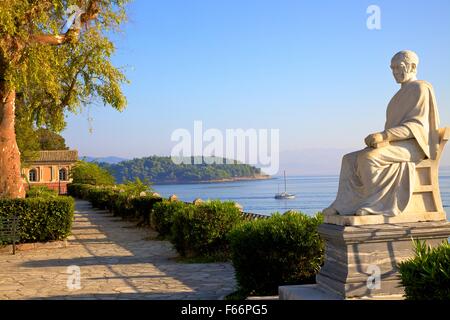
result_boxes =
[68,183,160,223]
[398,240,450,300]
[228,212,324,296]
[131,196,162,225]
[152,200,187,237]
[0,197,75,243]
[121,178,153,197]
[68,183,95,199]
[111,192,135,218]
[87,187,117,210]
[26,186,58,198]
[70,161,116,185]
[171,200,244,260]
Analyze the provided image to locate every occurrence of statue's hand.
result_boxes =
[364,132,386,148]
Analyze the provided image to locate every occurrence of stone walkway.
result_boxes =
[0,200,237,300]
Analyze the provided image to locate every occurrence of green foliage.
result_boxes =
[0,197,75,243]
[99,156,265,184]
[171,200,244,260]
[1,0,129,132]
[26,186,58,198]
[35,128,68,150]
[68,183,161,224]
[152,200,187,238]
[67,183,95,199]
[122,178,153,197]
[86,186,118,210]
[228,212,324,296]
[398,240,450,300]
[131,196,162,225]
[71,161,116,185]
[15,102,40,166]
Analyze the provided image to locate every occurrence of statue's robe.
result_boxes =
[330,80,440,216]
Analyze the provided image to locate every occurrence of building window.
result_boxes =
[59,168,68,181]
[29,169,38,182]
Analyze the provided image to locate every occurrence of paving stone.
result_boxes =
[0,200,237,300]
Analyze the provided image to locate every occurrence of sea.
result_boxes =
[153,172,450,218]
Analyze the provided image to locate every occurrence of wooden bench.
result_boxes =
[0,216,19,255]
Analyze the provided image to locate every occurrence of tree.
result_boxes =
[36,128,68,150]
[15,98,40,166]
[71,160,115,185]
[15,101,69,168]
[0,0,129,199]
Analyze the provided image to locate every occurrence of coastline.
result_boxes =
[151,175,273,186]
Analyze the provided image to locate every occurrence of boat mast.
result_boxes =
[284,170,287,193]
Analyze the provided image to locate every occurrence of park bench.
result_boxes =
[0,215,19,255]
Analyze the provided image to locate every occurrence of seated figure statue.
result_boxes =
[323,50,440,217]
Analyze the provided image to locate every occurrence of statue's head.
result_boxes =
[390,50,419,84]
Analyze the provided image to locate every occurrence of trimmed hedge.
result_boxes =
[171,200,244,259]
[68,183,162,224]
[68,183,95,199]
[398,240,450,300]
[26,186,58,198]
[152,200,186,238]
[131,196,163,225]
[228,212,324,296]
[0,197,75,243]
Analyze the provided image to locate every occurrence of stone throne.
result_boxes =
[280,51,450,299]
[280,127,450,300]
[405,127,450,217]
[325,127,450,227]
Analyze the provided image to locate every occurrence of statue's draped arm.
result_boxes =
[385,81,440,160]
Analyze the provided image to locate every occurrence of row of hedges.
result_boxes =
[153,200,245,260]
[152,197,325,295]
[69,183,325,296]
[0,197,75,243]
[69,182,449,299]
[68,183,162,224]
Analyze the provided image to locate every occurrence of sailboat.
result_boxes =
[275,171,295,199]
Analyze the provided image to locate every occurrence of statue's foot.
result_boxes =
[323,207,338,216]
[356,208,385,216]
[355,209,370,216]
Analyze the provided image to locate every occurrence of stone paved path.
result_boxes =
[0,200,237,300]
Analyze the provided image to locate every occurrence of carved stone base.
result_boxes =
[324,212,447,226]
[314,220,450,299]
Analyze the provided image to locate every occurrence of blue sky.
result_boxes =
[62,0,450,174]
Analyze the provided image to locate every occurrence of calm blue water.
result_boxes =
[153,175,450,218]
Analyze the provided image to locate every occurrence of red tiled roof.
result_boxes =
[32,150,78,163]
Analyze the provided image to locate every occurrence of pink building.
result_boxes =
[22,150,78,195]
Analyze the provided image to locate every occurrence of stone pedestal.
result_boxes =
[279,218,450,300]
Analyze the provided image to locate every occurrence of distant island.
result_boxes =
[96,156,270,184]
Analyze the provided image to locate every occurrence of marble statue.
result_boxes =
[323,50,440,217]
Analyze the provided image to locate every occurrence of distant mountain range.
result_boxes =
[81,156,129,164]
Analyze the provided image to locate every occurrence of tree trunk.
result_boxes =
[0,81,26,199]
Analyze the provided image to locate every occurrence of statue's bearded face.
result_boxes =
[390,58,416,84]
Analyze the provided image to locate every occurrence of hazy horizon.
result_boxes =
[62,0,450,175]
